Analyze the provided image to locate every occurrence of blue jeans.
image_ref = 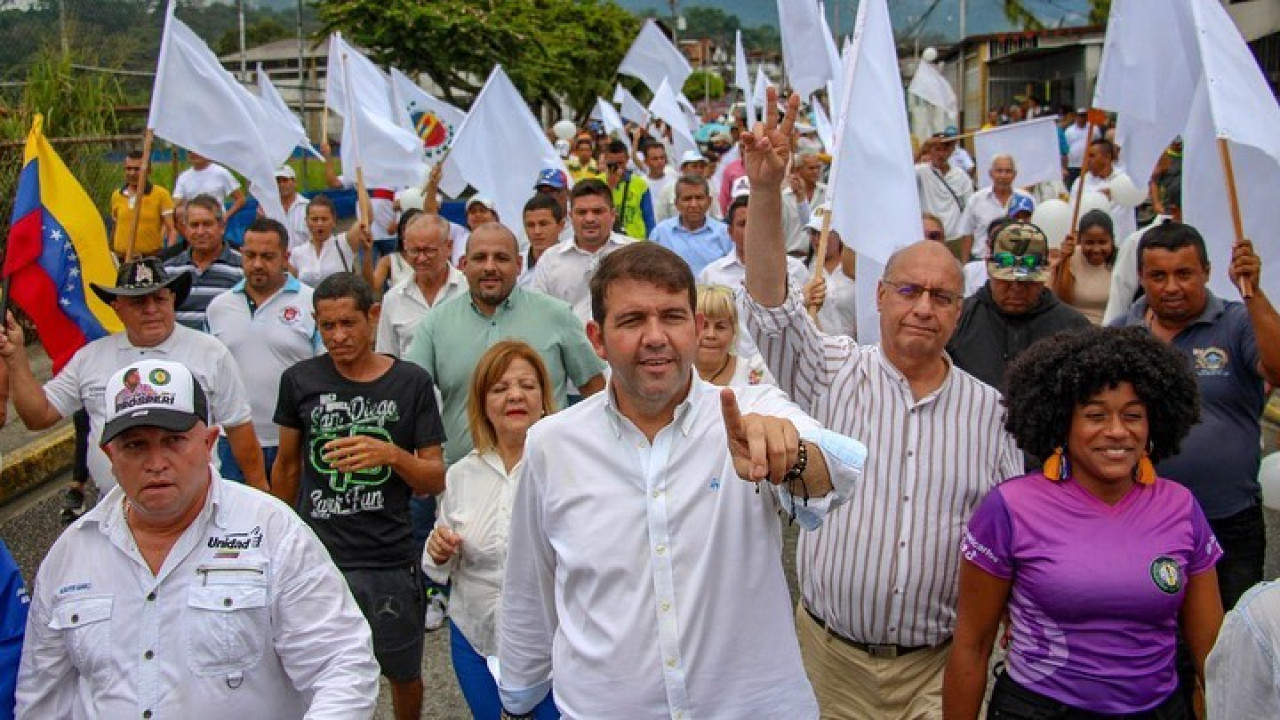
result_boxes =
[449,621,558,720]
[217,439,277,486]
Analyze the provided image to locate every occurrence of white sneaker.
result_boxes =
[424,589,448,632]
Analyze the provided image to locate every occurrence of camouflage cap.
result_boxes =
[987,222,1050,282]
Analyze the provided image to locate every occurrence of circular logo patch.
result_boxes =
[1149,556,1183,594]
[148,368,171,386]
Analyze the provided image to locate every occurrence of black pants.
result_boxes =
[1209,503,1266,612]
[988,670,1188,720]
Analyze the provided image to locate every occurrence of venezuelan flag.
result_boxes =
[4,114,122,373]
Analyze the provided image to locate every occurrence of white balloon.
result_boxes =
[1108,172,1147,208]
[922,47,938,63]
[553,120,577,141]
[1078,191,1111,220]
[1260,452,1280,511]
[397,187,425,212]
[1031,199,1071,249]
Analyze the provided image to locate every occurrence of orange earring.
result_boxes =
[1135,451,1156,485]
[1043,446,1068,482]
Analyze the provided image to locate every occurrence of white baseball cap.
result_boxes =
[101,360,209,445]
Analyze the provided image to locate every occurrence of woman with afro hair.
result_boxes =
[943,326,1224,719]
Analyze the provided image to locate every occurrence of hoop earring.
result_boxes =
[1043,446,1069,482]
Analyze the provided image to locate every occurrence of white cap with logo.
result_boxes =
[101,359,210,445]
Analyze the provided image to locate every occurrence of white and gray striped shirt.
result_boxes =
[745,289,1023,647]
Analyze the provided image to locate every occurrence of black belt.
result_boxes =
[803,605,937,659]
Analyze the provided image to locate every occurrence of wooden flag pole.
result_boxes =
[806,209,832,330]
[1218,137,1253,299]
[124,128,154,263]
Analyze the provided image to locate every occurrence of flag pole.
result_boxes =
[807,209,832,329]
[1068,110,1103,239]
[124,128,155,263]
[1217,137,1253,298]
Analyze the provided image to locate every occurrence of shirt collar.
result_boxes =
[84,465,224,535]
[602,370,699,439]
[232,274,303,296]
[470,286,518,317]
[871,346,955,408]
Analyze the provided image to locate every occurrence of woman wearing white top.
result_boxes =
[423,341,560,720]
[695,284,777,388]
[372,208,420,295]
[290,194,375,288]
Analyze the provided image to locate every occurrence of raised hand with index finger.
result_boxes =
[740,87,802,190]
[719,387,800,486]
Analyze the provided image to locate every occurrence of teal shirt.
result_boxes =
[405,287,606,464]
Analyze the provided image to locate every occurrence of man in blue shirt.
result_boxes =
[0,539,27,720]
[648,175,733,277]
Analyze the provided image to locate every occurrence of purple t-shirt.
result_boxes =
[962,472,1222,713]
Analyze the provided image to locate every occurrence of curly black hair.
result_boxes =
[1003,326,1200,463]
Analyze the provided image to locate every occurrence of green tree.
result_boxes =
[1003,0,1109,29]
[682,70,724,103]
[315,0,639,119]
[682,6,739,47]
[216,17,291,56]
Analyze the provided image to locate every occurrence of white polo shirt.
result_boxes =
[206,275,320,446]
[43,325,254,491]
[375,265,468,358]
[526,233,635,325]
[960,187,1035,258]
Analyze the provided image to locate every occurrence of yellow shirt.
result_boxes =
[110,184,174,257]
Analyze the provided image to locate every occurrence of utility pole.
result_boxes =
[669,0,679,43]
[958,0,967,130]
[238,0,248,81]
[58,0,68,55]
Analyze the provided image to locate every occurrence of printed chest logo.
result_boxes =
[1193,347,1229,376]
[280,306,301,325]
[1149,556,1183,594]
[207,526,263,553]
[308,394,399,495]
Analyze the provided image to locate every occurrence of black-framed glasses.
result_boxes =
[881,279,961,308]
[989,252,1045,271]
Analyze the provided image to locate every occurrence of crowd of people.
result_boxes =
[0,79,1276,720]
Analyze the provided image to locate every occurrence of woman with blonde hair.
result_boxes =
[696,284,776,388]
[423,340,560,719]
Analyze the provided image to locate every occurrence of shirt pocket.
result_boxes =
[49,595,114,686]
[185,567,270,676]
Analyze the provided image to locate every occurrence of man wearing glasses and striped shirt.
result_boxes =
[741,90,1024,719]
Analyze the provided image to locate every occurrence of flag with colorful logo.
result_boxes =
[4,114,123,372]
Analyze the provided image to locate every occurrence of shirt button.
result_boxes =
[888,627,897,633]
[70,614,79,623]
[666,658,677,669]
[906,450,914,458]
[652,489,662,498]
[143,712,153,719]
[899,541,907,548]
[144,650,154,660]
[655,544,667,555]
[223,597,233,607]
[660,601,671,612]
[146,592,156,601]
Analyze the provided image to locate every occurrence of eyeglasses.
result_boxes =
[924,230,944,241]
[881,279,961,308]
[989,252,1045,271]
[403,246,442,259]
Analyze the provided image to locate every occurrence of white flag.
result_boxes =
[824,0,920,343]
[649,78,698,162]
[618,19,693,95]
[595,96,631,157]
[149,4,289,220]
[257,64,320,160]
[614,84,649,124]
[1095,0,1280,301]
[326,36,423,190]
[908,59,958,116]
[448,65,568,248]
[734,30,750,100]
[778,0,834,99]
[818,1,844,111]
[973,116,1062,189]
[389,68,467,197]
[752,67,772,126]
[810,95,834,152]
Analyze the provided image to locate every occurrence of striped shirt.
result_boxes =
[744,288,1023,647]
[165,244,243,330]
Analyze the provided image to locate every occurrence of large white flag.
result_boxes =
[908,59,958,116]
[149,4,289,220]
[448,65,567,248]
[973,116,1062,189]
[734,30,750,101]
[257,64,320,160]
[618,19,692,95]
[818,1,844,111]
[649,78,698,162]
[613,84,649,124]
[389,68,467,197]
[810,95,834,152]
[778,0,834,99]
[1095,0,1280,301]
[594,96,631,157]
[752,67,772,125]
[325,35,423,190]
[824,0,920,343]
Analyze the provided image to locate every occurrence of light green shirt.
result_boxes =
[405,287,606,464]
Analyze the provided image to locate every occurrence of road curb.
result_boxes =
[0,425,75,506]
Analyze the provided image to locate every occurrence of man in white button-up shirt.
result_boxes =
[376,213,468,357]
[16,359,379,718]
[498,243,868,719]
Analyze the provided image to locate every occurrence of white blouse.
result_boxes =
[422,450,518,656]
[292,233,357,287]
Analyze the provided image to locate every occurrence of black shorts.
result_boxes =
[342,565,425,682]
